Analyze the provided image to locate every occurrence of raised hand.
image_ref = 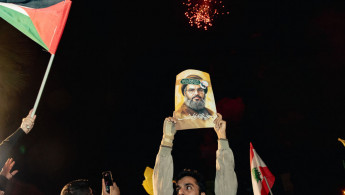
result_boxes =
[102,179,120,195]
[214,113,227,139]
[163,116,177,136]
[0,158,18,180]
[20,109,36,134]
[161,115,177,147]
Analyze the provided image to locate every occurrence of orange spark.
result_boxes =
[183,0,229,30]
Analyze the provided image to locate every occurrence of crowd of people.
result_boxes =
[0,111,237,195]
[0,78,238,195]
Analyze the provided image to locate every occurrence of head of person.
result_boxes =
[181,75,208,111]
[60,179,93,195]
[174,169,206,195]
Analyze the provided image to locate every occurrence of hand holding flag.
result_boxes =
[0,0,72,116]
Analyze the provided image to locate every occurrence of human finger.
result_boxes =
[102,179,107,193]
[7,158,12,164]
[219,120,226,128]
[168,117,177,123]
[24,117,34,124]
[112,182,120,195]
[27,109,34,118]
[217,113,222,121]
[166,117,176,123]
[4,158,10,166]
[214,119,220,130]
[9,160,15,168]
[3,159,11,170]
[217,113,224,128]
[10,170,18,176]
[213,113,221,125]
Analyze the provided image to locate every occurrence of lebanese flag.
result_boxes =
[250,142,275,195]
[0,0,72,54]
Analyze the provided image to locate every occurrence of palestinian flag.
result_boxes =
[0,0,72,54]
[250,142,275,195]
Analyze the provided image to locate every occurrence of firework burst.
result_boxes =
[183,0,229,30]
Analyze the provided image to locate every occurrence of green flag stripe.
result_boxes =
[0,5,48,50]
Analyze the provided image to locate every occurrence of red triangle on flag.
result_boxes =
[21,0,72,54]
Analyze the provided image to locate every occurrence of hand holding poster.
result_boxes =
[175,69,217,130]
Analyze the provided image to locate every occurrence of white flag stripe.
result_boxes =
[250,143,274,195]
[251,149,265,195]
[0,3,28,16]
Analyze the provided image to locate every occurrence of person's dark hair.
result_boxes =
[174,169,206,194]
[60,179,92,195]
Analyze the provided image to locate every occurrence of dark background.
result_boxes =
[0,0,345,194]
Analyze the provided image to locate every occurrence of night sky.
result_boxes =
[0,0,345,194]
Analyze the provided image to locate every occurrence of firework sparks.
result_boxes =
[183,0,229,30]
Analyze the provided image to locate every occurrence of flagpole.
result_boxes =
[31,54,55,117]
[263,176,273,195]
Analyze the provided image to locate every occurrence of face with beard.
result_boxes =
[184,84,206,111]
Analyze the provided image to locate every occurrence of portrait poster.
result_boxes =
[174,69,217,130]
